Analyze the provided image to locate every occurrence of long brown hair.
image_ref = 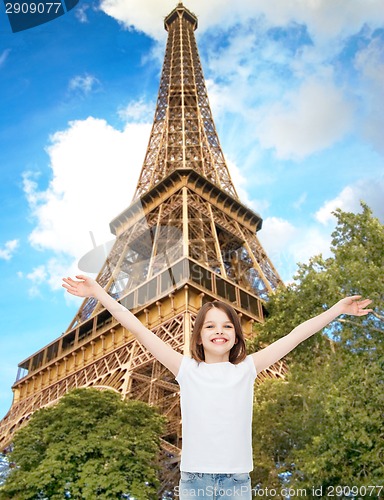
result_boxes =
[190,301,247,364]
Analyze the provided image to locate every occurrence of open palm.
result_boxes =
[338,296,373,316]
[62,275,99,298]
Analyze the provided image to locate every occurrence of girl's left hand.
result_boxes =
[337,296,373,316]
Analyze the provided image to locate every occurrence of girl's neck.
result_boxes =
[203,352,230,364]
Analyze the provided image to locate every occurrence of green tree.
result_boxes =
[249,203,384,493]
[0,388,165,500]
[290,350,384,490]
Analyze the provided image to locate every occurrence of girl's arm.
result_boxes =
[251,296,372,373]
[62,275,183,377]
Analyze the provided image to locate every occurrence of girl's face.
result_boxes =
[198,307,238,363]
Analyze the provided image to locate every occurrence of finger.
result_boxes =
[358,309,373,315]
[347,295,362,301]
[62,284,77,295]
[359,299,372,306]
[62,282,76,291]
[62,282,76,290]
[66,277,80,285]
[357,304,372,311]
[75,275,87,281]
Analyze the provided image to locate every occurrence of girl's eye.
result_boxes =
[224,325,233,328]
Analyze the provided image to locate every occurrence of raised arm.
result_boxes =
[62,275,183,377]
[251,296,372,373]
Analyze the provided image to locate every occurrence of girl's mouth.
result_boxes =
[211,338,228,344]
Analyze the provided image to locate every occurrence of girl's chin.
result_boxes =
[204,344,231,352]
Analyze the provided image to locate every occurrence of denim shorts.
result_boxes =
[177,471,252,499]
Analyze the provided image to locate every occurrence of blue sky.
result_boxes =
[0,0,383,420]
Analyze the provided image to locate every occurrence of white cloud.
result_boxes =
[258,217,301,283]
[99,0,384,43]
[23,258,84,300]
[46,257,80,291]
[289,226,332,264]
[197,21,358,165]
[26,265,47,283]
[0,49,11,68]
[68,74,100,94]
[23,116,151,291]
[226,158,270,215]
[75,4,90,23]
[0,239,19,261]
[25,265,48,297]
[99,0,172,40]
[293,192,307,210]
[355,37,384,87]
[258,217,298,255]
[118,98,155,122]
[257,79,353,160]
[354,36,384,154]
[258,216,332,282]
[315,178,384,225]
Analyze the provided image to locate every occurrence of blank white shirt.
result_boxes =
[176,355,257,473]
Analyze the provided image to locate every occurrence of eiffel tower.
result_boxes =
[0,2,285,494]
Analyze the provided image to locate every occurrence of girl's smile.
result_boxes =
[211,337,228,344]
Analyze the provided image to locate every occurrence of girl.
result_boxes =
[62,276,372,499]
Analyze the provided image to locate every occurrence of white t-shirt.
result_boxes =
[175,355,257,473]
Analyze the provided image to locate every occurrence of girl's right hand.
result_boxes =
[62,275,99,298]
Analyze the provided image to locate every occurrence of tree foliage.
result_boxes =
[0,388,165,500]
[249,204,384,494]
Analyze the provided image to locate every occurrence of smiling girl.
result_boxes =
[62,275,372,499]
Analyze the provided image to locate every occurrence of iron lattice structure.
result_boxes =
[0,3,286,495]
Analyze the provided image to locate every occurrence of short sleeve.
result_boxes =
[246,354,257,379]
[175,356,193,384]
